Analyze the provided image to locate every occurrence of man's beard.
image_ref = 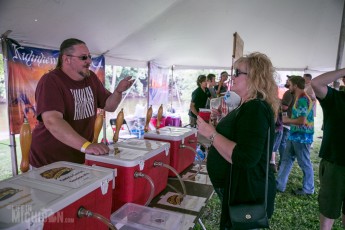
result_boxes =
[79,69,90,78]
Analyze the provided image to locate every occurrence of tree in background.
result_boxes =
[105,66,148,97]
[0,54,5,103]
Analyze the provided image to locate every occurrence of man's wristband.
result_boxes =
[80,141,92,153]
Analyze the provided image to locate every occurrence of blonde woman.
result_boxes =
[197,52,280,229]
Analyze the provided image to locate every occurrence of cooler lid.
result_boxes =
[0,180,61,229]
[85,143,168,169]
[0,161,114,229]
[117,139,170,156]
[144,127,197,141]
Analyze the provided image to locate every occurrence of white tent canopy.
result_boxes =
[0,0,344,71]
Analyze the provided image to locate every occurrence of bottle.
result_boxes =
[138,125,144,139]
[195,144,205,162]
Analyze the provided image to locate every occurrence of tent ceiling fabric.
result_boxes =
[0,0,344,71]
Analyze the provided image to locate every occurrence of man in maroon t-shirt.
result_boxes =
[30,38,134,167]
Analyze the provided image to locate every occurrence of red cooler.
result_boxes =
[164,116,173,126]
[0,161,114,230]
[144,127,197,176]
[85,139,170,212]
[150,117,167,128]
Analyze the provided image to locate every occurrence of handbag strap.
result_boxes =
[228,127,270,208]
[264,127,270,209]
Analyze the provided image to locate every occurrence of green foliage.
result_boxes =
[173,70,226,101]
[0,137,21,180]
[105,66,148,97]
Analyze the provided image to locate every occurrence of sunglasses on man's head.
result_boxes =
[233,69,248,77]
[66,54,92,61]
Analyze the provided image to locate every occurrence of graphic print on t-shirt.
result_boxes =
[70,86,95,120]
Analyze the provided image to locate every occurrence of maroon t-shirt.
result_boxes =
[29,69,111,167]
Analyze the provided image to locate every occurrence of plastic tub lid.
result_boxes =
[111,203,183,230]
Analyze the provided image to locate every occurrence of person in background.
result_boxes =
[197,52,279,229]
[188,75,210,127]
[304,73,317,117]
[277,77,295,167]
[30,38,134,168]
[271,106,283,173]
[333,81,340,90]
[205,73,217,108]
[340,76,345,91]
[276,76,314,195]
[311,70,345,230]
[207,73,217,98]
[215,71,229,96]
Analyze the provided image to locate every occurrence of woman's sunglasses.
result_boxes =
[233,69,248,78]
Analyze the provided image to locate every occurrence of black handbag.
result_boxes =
[228,128,270,230]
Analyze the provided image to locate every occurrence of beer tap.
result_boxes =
[144,105,152,132]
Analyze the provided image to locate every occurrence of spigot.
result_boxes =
[153,161,163,167]
[78,206,93,218]
[134,171,145,178]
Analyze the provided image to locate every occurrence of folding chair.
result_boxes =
[109,118,132,135]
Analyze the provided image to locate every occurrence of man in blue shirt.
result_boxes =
[276,76,314,195]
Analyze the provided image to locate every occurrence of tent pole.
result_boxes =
[336,0,345,71]
[1,33,19,176]
[170,66,173,110]
[147,62,150,110]
[171,65,182,110]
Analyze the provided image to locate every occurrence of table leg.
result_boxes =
[198,218,207,230]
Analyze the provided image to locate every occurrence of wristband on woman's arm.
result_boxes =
[80,141,92,153]
[209,132,218,146]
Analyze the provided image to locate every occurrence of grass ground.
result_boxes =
[195,105,344,230]
[0,136,21,180]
